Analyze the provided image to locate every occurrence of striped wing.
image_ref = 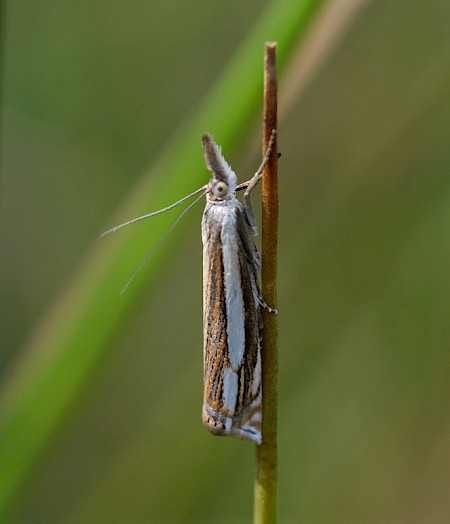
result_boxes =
[202,203,262,444]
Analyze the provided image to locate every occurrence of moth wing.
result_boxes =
[202,204,262,443]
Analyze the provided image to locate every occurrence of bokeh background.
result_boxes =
[1,0,450,522]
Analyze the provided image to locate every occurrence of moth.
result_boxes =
[201,133,276,444]
[101,131,277,445]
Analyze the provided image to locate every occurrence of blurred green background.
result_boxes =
[1,0,450,522]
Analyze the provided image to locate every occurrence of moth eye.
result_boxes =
[213,181,228,197]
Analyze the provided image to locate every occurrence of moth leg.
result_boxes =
[244,129,277,235]
[250,269,278,315]
[258,293,278,315]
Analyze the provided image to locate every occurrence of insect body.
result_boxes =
[201,134,275,444]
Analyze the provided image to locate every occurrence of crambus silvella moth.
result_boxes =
[201,132,277,444]
[102,130,277,445]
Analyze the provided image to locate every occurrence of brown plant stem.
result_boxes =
[254,42,278,524]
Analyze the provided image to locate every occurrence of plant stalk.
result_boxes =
[254,42,278,524]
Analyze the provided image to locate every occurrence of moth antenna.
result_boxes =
[120,189,207,294]
[100,184,208,239]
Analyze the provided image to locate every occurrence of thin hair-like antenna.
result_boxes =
[100,184,207,239]
[120,188,207,294]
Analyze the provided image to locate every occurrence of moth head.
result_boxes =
[202,133,237,200]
